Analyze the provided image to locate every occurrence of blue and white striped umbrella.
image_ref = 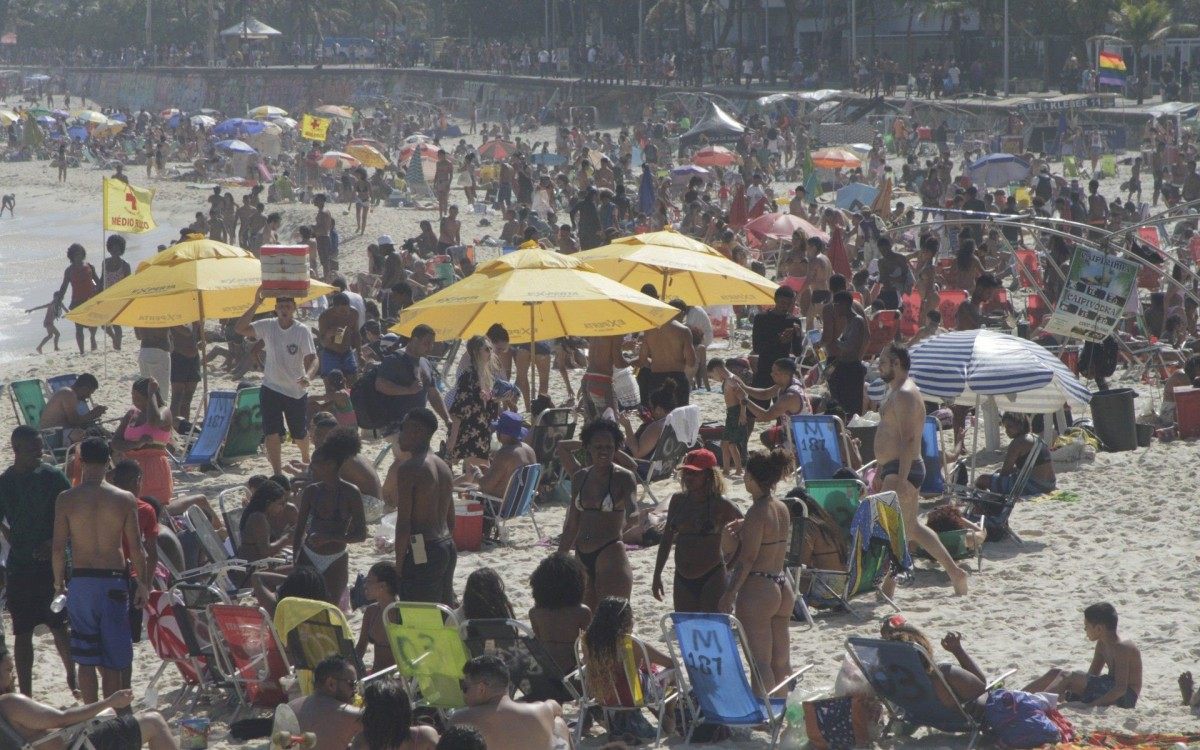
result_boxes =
[909,329,1091,412]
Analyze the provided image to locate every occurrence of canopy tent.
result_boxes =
[219,19,282,39]
[679,103,746,147]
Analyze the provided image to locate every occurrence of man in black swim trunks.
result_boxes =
[875,344,968,596]
[0,426,75,697]
[0,639,179,749]
[387,408,457,605]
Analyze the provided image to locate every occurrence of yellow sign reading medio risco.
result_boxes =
[300,114,331,142]
[101,177,157,234]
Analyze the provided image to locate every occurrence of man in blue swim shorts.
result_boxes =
[1023,602,1142,708]
[52,437,150,705]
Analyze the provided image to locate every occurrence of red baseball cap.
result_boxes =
[680,448,718,472]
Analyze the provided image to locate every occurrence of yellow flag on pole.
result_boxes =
[102,177,156,234]
[300,114,331,142]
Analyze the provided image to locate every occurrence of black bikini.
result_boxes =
[747,532,791,588]
[575,467,626,580]
[670,496,727,601]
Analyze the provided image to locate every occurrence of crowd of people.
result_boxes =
[7,58,1200,747]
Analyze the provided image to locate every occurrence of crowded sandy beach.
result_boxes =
[0,39,1198,750]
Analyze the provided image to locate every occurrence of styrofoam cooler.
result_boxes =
[259,245,311,297]
[453,502,484,551]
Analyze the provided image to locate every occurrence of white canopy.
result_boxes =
[220,19,282,39]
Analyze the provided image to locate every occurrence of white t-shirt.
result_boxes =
[686,307,714,347]
[251,318,316,399]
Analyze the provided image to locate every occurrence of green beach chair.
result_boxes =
[1100,154,1117,179]
[804,478,864,543]
[383,602,469,712]
[9,379,48,427]
[220,386,262,461]
[1063,155,1079,177]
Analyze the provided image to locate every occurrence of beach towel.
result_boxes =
[828,224,853,280]
[664,404,701,447]
[1051,732,1200,749]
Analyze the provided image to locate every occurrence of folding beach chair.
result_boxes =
[464,462,543,544]
[569,634,678,747]
[1100,154,1117,179]
[45,374,78,394]
[865,310,901,358]
[803,478,864,541]
[663,613,814,749]
[183,505,284,592]
[219,386,262,462]
[948,435,1045,560]
[144,586,231,711]
[217,487,247,551]
[0,709,111,750]
[636,404,700,503]
[9,379,50,427]
[937,289,968,329]
[790,414,846,481]
[382,602,469,712]
[1014,249,1042,288]
[179,390,236,470]
[1063,155,1080,177]
[845,636,1014,749]
[459,618,578,703]
[528,407,575,485]
[274,596,361,696]
[920,415,946,495]
[428,338,461,392]
[802,491,911,619]
[207,603,291,718]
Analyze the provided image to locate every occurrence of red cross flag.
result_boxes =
[300,114,331,142]
[102,177,156,234]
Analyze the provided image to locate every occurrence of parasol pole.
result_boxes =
[527,301,537,413]
[198,296,209,425]
[969,394,980,485]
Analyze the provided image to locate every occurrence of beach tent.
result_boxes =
[679,103,746,147]
[219,19,282,39]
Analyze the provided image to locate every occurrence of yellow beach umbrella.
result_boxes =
[345,143,389,169]
[0,110,18,125]
[315,105,354,120]
[73,109,109,125]
[610,229,714,253]
[574,238,779,306]
[389,247,677,344]
[65,237,333,328]
[249,105,287,119]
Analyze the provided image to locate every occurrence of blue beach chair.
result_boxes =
[663,612,813,749]
[921,415,945,495]
[465,462,543,544]
[845,636,1015,748]
[180,390,236,469]
[790,414,845,481]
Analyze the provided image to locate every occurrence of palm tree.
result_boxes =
[1110,0,1197,90]
[917,0,970,62]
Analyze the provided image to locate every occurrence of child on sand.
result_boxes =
[27,291,66,353]
[1024,602,1142,708]
[307,369,357,428]
[707,357,748,476]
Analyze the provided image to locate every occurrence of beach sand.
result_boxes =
[0,130,1197,748]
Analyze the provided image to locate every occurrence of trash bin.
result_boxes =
[1089,388,1138,452]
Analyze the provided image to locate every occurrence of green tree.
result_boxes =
[1110,0,1197,83]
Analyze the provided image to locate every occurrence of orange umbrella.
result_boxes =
[744,212,830,243]
[397,142,440,163]
[692,145,738,168]
[478,140,517,161]
[810,147,862,170]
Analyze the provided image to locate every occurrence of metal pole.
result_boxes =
[207,0,216,67]
[638,0,644,64]
[1003,0,1010,97]
[145,0,152,58]
[763,0,769,58]
[545,0,550,50]
[850,0,857,73]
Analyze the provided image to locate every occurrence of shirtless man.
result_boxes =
[496,160,515,210]
[635,308,695,408]
[317,293,361,386]
[0,673,177,750]
[439,205,461,249]
[52,438,149,703]
[875,236,913,311]
[875,344,968,595]
[914,234,941,317]
[804,236,833,329]
[313,194,335,280]
[290,655,362,750]
[825,292,868,417]
[40,374,107,447]
[451,655,571,750]
[581,334,627,422]
[234,195,257,249]
[386,408,456,605]
[458,411,535,498]
[1025,602,1142,709]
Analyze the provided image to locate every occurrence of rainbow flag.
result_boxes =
[1098,47,1127,87]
